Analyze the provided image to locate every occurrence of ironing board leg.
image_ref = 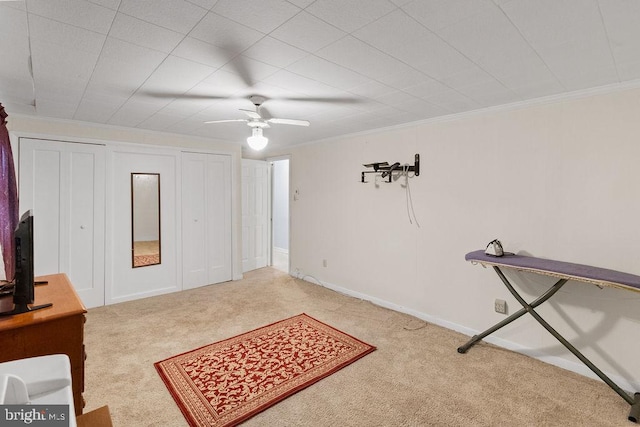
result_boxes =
[458,265,640,416]
[457,275,568,354]
[492,266,636,406]
[629,393,640,422]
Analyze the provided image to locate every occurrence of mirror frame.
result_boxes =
[131,172,161,268]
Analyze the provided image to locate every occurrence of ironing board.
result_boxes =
[458,250,640,422]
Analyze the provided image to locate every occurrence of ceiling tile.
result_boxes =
[221,56,279,83]
[30,40,99,89]
[616,60,640,82]
[27,0,116,34]
[172,37,233,68]
[599,0,640,68]
[270,11,346,53]
[211,0,301,33]
[87,0,121,9]
[347,80,396,99]
[376,65,430,91]
[286,0,315,8]
[29,14,106,54]
[34,98,78,119]
[510,79,565,99]
[501,0,604,48]
[287,56,370,91]
[0,1,25,11]
[354,10,477,80]
[190,11,265,50]
[119,0,207,34]
[402,0,496,32]
[137,55,216,96]
[306,0,397,33]
[108,95,171,127]
[317,36,407,81]
[200,69,251,97]
[422,89,480,113]
[74,90,128,123]
[138,111,189,131]
[88,38,167,94]
[406,78,455,100]
[242,36,308,68]
[185,0,218,10]
[434,8,558,89]
[390,0,413,6]
[454,79,520,107]
[109,13,184,53]
[262,70,347,98]
[0,5,30,84]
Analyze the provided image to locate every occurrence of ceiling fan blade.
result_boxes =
[240,108,262,119]
[219,42,255,88]
[139,90,227,101]
[276,96,364,105]
[267,118,310,126]
[204,119,248,124]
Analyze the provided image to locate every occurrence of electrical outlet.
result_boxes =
[322,259,327,268]
[494,299,507,314]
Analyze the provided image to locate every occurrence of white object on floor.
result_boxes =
[0,354,77,427]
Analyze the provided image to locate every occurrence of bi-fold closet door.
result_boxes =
[18,138,106,308]
[182,152,232,289]
[241,159,269,273]
[19,139,234,308]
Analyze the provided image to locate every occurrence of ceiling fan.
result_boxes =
[140,44,362,150]
[204,95,309,151]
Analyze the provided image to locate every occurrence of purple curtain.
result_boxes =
[0,103,19,281]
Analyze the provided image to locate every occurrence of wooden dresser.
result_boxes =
[0,273,86,415]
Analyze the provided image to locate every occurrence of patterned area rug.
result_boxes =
[154,313,376,427]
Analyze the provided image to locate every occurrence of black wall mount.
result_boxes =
[361,154,420,183]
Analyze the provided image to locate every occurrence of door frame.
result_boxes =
[267,155,291,274]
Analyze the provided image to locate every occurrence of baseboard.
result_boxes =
[294,273,640,394]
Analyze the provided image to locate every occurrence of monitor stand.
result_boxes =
[0,302,53,317]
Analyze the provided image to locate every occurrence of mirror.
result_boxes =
[131,173,161,268]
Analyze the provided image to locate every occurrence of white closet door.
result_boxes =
[182,152,232,289]
[241,159,269,272]
[19,138,106,308]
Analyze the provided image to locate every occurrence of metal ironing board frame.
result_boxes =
[458,250,640,422]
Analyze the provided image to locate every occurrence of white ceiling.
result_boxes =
[1,0,640,150]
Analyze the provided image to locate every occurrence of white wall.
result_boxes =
[282,86,640,391]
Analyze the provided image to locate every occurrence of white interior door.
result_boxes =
[182,152,232,289]
[19,138,106,308]
[242,159,269,272]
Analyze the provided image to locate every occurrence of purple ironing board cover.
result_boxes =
[465,250,640,293]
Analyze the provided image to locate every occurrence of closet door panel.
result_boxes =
[241,160,268,273]
[206,154,231,284]
[182,154,207,289]
[181,152,232,289]
[28,147,62,275]
[67,150,106,308]
[19,138,106,308]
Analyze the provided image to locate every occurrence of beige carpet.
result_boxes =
[84,268,632,426]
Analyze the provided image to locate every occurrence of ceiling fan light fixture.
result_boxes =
[247,127,268,151]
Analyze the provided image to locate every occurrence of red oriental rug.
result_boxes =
[154,313,376,427]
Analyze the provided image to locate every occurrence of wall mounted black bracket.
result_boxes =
[361,154,420,183]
